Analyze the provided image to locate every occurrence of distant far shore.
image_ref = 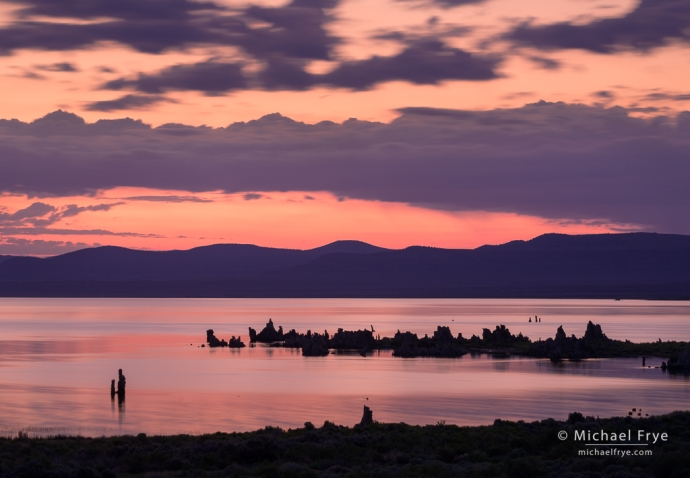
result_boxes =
[0,280,689,300]
[2,233,690,300]
[2,411,689,477]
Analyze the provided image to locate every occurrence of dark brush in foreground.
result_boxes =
[237,319,690,368]
[2,411,690,477]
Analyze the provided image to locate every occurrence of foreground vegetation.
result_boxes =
[2,411,690,477]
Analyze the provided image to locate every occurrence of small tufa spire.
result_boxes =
[359,405,373,426]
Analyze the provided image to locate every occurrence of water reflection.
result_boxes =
[0,298,689,437]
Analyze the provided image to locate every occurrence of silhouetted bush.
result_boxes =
[1,412,689,477]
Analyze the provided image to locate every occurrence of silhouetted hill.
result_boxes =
[478,232,690,252]
[255,233,690,294]
[0,240,388,282]
[307,240,386,255]
[0,255,15,264]
[0,233,689,299]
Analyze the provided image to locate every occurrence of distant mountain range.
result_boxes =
[1,233,689,299]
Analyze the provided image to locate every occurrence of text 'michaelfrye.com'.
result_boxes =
[559,427,668,457]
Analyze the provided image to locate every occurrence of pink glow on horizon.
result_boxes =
[0,188,642,255]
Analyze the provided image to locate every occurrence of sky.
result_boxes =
[1,0,689,255]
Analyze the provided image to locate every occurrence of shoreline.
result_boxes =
[2,411,689,477]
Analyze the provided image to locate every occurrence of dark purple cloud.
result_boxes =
[103,61,246,95]
[0,201,124,227]
[0,0,339,58]
[506,0,690,53]
[1,103,690,233]
[320,40,499,89]
[0,20,219,55]
[0,238,98,256]
[593,91,615,99]
[396,0,485,8]
[101,40,499,94]
[85,95,169,112]
[124,195,213,203]
[432,0,484,6]
[243,193,264,200]
[8,0,220,21]
[0,0,500,100]
[256,58,315,91]
[0,202,55,221]
[645,92,690,102]
[1,0,498,93]
[241,0,339,61]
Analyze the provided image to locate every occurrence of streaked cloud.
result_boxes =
[85,95,171,112]
[123,195,214,203]
[0,238,98,256]
[0,202,124,226]
[35,62,79,72]
[102,60,247,95]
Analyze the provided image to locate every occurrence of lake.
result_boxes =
[0,298,689,437]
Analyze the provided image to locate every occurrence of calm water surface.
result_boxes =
[0,298,689,437]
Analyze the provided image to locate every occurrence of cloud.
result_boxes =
[10,0,220,21]
[0,201,124,229]
[0,227,158,237]
[506,0,690,53]
[0,110,150,136]
[593,90,615,99]
[103,41,499,94]
[20,70,45,80]
[59,203,124,218]
[240,0,339,61]
[319,40,499,89]
[3,0,497,95]
[124,195,213,203]
[35,62,79,72]
[0,238,96,256]
[430,0,484,6]
[527,56,560,70]
[85,94,170,112]
[243,193,263,200]
[395,0,486,8]
[0,0,339,58]
[103,60,246,95]
[1,103,690,233]
[256,57,316,91]
[1,202,55,221]
[645,92,690,102]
